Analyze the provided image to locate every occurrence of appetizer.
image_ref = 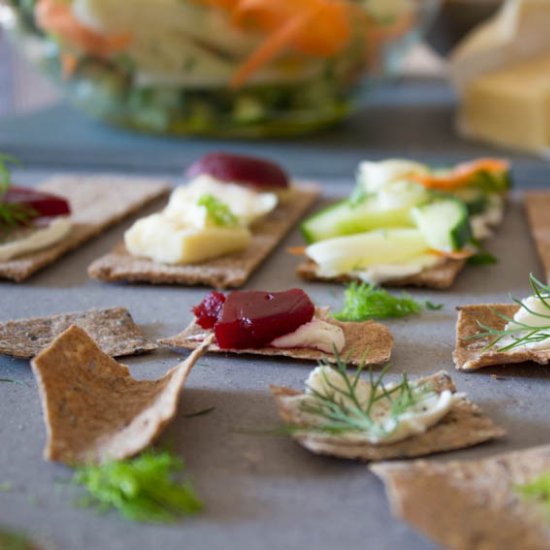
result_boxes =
[88,152,318,288]
[372,444,550,549]
[454,274,550,371]
[160,288,393,366]
[525,191,550,283]
[31,325,211,465]
[271,360,504,461]
[298,158,510,288]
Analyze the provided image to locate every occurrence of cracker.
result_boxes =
[371,444,550,550]
[453,304,550,370]
[0,175,170,282]
[271,371,504,461]
[31,325,211,465]
[160,315,393,367]
[0,307,156,359]
[297,258,466,290]
[88,185,319,288]
[525,192,550,283]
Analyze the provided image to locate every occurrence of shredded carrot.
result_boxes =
[428,248,475,260]
[287,246,307,256]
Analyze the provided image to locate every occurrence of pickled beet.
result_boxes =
[186,152,289,189]
[192,291,226,329]
[2,187,71,220]
[214,289,314,349]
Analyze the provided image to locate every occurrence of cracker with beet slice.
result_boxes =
[525,192,550,283]
[88,185,319,288]
[271,371,504,461]
[31,325,211,465]
[371,444,550,550]
[0,175,170,282]
[0,307,156,359]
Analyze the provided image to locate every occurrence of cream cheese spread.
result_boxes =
[503,295,550,351]
[270,318,345,354]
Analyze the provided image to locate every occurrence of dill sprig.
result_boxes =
[334,282,442,321]
[74,450,203,523]
[197,194,238,227]
[515,472,550,516]
[0,154,19,197]
[469,273,550,352]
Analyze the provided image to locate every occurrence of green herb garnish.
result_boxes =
[183,406,216,418]
[515,472,550,516]
[197,194,238,227]
[74,450,203,523]
[0,154,19,196]
[334,282,442,321]
[468,238,498,266]
[470,273,550,352]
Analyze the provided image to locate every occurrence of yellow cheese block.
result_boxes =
[459,54,550,154]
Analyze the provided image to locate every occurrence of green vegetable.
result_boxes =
[197,194,238,227]
[515,471,550,516]
[334,282,442,321]
[74,450,203,523]
[468,250,498,266]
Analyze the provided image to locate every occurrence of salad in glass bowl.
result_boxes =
[2,0,438,137]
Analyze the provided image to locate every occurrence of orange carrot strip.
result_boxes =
[287,246,307,256]
[61,53,78,79]
[428,248,475,260]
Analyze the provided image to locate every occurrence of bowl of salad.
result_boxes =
[2,0,439,137]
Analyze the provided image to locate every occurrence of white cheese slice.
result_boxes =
[270,318,345,354]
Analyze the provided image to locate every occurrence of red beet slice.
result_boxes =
[214,289,315,349]
[192,291,226,329]
[185,152,289,189]
[2,187,71,220]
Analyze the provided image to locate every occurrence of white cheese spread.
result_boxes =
[270,318,345,354]
[503,295,550,351]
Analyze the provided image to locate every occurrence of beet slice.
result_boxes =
[185,152,289,189]
[192,291,226,329]
[2,186,71,220]
[214,289,315,349]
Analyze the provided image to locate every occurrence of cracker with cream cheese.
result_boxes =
[371,444,550,550]
[31,325,211,465]
[271,371,504,461]
[454,304,550,371]
[0,307,156,359]
[0,175,170,282]
[88,185,319,288]
[525,192,550,283]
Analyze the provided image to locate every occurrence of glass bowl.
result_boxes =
[2,0,439,137]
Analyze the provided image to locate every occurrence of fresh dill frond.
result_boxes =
[74,450,203,523]
[334,282,443,321]
[197,194,238,227]
[469,273,550,352]
[0,154,19,196]
[515,472,550,517]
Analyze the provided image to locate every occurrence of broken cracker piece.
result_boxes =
[0,307,156,359]
[525,192,550,283]
[297,258,466,290]
[454,304,550,371]
[31,325,211,465]
[0,175,170,282]
[160,316,393,367]
[271,371,504,461]
[372,444,550,550]
[88,185,319,288]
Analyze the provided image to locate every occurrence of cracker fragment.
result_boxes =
[31,325,211,465]
[160,315,393,367]
[0,175,170,282]
[0,307,156,359]
[371,444,550,550]
[88,185,319,288]
[271,371,504,461]
[453,304,550,371]
[297,258,466,290]
[525,192,550,283]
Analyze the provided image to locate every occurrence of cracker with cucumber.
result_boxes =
[297,159,510,289]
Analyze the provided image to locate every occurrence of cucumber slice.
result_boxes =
[306,228,430,275]
[300,197,415,244]
[412,198,472,252]
[469,169,512,193]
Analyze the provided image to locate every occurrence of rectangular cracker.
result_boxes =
[297,258,466,290]
[271,371,504,461]
[0,175,170,282]
[159,315,393,367]
[88,185,319,288]
[31,325,211,465]
[371,444,550,550]
[0,307,156,359]
[525,192,550,283]
[453,304,550,370]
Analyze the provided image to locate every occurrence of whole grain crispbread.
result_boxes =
[453,304,550,371]
[297,258,466,289]
[31,325,211,465]
[271,370,504,461]
[0,307,156,359]
[159,315,393,367]
[371,444,550,550]
[0,175,170,282]
[88,185,319,288]
[525,192,550,283]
